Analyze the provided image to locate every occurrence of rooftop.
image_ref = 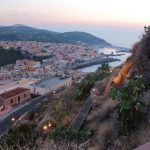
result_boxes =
[0,88,30,99]
[35,76,70,88]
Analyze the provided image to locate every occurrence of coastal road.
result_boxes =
[0,88,64,136]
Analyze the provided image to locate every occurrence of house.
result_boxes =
[0,88,31,106]
[0,78,38,94]
[14,59,41,70]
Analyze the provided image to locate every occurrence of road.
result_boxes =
[0,88,64,136]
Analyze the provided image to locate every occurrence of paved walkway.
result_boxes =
[134,142,150,150]
[70,97,92,129]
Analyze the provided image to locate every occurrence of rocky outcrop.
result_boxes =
[114,27,150,85]
[133,28,150,82]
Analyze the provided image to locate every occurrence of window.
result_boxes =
[18,96,20,102]
[24,94,26,98]
[11,99,13,104]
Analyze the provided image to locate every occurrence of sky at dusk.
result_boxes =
[0,0,150,48]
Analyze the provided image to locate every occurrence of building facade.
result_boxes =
[0,99,12,117]
[35,76,72,95]
[0,88,31,106]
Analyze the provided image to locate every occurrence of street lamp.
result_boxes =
[92,88,96,92]
[43,125,48,131]
[11,117,16,122]
[48,122,52,127]
[41,120,55,133]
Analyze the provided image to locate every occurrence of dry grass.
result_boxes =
[37,86,83,129]
[86,97,117,150]
[88,120,115,150]
[113,123,150,150]
[87,99,116,124]
[84,70,119,149]
[40,140,90,150]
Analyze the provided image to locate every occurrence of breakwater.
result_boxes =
[71,58,120,70]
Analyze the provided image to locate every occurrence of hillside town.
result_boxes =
[0,41,116,117]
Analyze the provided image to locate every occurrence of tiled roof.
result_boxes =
[0,88,30,99]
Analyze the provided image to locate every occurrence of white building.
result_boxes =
[0,78,38,94]
[35,76,72,95]
[99,48,117,55]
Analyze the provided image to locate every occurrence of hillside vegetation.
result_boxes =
[0,47,24,67]
[0,47,53,67]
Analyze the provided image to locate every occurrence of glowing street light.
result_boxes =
[11,117,16,122]
[92,88,96,92]
[48,123,52,127]
[43,125,48,131]
[41,120,55,133]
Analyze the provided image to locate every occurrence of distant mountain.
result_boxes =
[0,24,111,46]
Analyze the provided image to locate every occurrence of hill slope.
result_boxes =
[0,24,111,46]
[0,47,24,66]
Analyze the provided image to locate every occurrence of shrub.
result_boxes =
[101,63,110,71]
[0,124,38,150]
[48,125,93,143]
[76,72,110,100]
[28,111,35,120]
[110,75,149,135]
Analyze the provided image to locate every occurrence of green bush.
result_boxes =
[110,75,149,135]
[101,63,109,71]
[76,72,110,100]
[48,125,93,143]
[28,111,35,120]
[0,47,24,67]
